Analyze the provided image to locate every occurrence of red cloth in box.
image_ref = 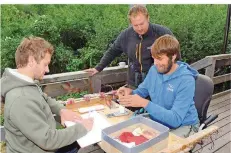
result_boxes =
[118,132,149,145]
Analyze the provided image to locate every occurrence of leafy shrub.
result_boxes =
[1,4,230,75]
[0,114,4,126]
[49,44,74,73]
[148,5,228,63]
[30,15,59,44]
[56,91,88,101]
[1,36,22,73]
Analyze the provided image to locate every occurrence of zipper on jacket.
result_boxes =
[135,35,143,72]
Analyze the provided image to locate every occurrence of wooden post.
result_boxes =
[89,75,102,94]
[205,59,216,78]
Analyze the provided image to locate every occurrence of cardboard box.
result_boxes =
[101,116,169,153]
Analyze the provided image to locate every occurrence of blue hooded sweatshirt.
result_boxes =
[132,61,199,129]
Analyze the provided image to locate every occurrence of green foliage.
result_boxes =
[67,47,104,71]
[1,5,33,37]
[1,36,22,72]
[30,15,59,44]
[148,4,228,63]
[56,91,88,101]
[87,5,128,50]
[1,4,230,74]
[0,114,4,126]
[0,103,4,126]
[49,44,74,73]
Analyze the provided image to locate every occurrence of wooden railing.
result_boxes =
[190,54,231,98]
[42,54,231,98]
[41,66,128,97]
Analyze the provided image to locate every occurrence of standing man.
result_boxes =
[1,37,93,153]
[118,35,199,138]
[85,5,173,88]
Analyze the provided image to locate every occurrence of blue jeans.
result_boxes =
[55,142,80,153]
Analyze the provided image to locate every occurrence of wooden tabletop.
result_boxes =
[66,98,218,153]
[65,97,133,125]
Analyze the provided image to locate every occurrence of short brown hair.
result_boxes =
[151,34,181,62]
[128,5,149,21]
[15,37,54,68]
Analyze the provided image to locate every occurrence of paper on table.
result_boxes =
[78,105,105,113]
[64,111,111,148]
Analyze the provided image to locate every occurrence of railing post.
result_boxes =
[205,58,216,78]
[89,75,102,94]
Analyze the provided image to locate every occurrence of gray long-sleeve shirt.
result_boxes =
[1,68,88,153]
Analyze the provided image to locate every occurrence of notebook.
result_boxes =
[64,111,111,148]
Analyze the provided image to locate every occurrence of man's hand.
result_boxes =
[84,68,99,76]
[105,96,113,108]
[60,109,82,126]
[65,98,75,105]
[117,87,133,98]
[119,94,149,108]
[80,118,94,131]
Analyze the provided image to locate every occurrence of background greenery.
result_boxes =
[1,4,231,75]
[56,91,88,101]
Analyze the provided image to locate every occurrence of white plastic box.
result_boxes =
[101,116,169,153]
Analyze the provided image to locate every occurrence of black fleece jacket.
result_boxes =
[95,23,173,86]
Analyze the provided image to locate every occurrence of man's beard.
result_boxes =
[157,57,173,74]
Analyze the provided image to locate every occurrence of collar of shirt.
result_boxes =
[9,68,34,83]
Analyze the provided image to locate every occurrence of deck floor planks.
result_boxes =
[193,93,231,153]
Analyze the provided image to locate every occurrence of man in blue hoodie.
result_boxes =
[118,34,199,137]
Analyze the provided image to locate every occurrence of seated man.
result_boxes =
[117,34,199,138]
[1,37,93,153]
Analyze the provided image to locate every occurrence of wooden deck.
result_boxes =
[77,92,231,153]
[2,54,229,153]
[39,54,229,153]
[192,92,231,153]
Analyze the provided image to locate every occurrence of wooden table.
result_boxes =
[66,97,133,125]
[66,98,218,153]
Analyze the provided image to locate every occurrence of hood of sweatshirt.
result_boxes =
[161,61,198,83]
[1,68,38,99]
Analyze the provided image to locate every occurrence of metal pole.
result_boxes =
[221,4,231,54]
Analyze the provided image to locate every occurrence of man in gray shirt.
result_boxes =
[1,37,93,153]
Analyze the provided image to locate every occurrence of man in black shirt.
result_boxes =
[85,5,173,88]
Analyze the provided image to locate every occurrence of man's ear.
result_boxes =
[147,15,150,22]
[172,54,177,62]
[28,56,35,67]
